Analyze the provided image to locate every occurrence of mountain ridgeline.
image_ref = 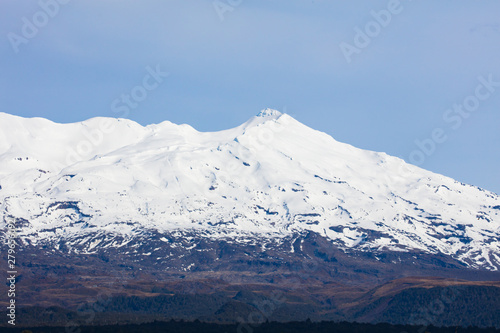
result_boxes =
[0,109,499,327]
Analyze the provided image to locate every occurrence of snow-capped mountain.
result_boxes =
[1,109,499,271]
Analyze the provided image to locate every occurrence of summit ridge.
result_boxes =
[0,110,499,272]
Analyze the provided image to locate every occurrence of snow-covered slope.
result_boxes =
[1,109,499,270]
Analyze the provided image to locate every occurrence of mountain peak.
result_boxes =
[256,108,282,118]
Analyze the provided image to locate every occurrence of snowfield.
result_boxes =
[1,109,499,270]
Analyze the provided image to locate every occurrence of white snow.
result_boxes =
[0,110,499,269]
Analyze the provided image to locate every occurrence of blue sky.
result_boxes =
[1,0,499,194]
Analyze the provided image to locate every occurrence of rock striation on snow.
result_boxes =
[0,110,499,270]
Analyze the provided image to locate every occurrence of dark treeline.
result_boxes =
[3,320,500,333]
[10,286,500,327]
